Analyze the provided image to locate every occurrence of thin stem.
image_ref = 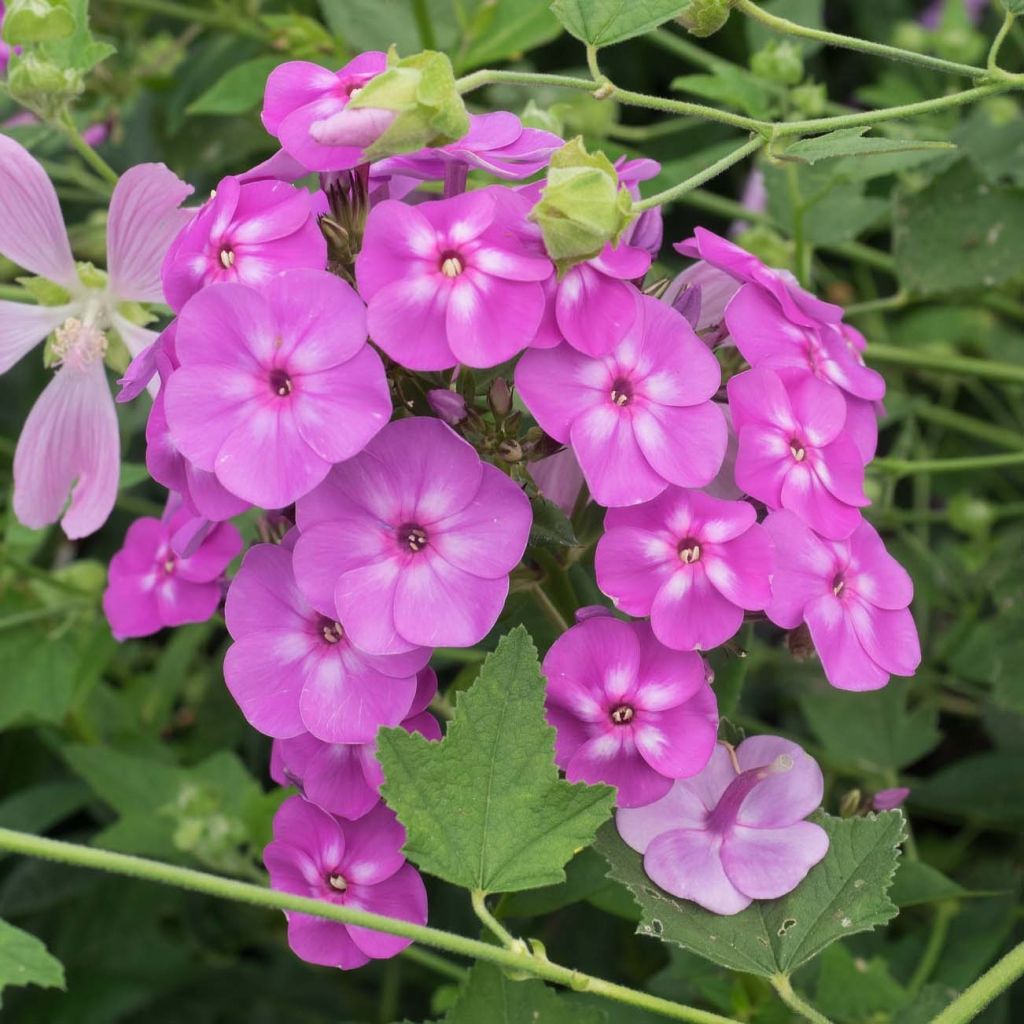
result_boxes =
[108,0,268,38]
[471,889,522,950]
[0,829,742,1024]
[769,974,834,1024]
[608,84,769,134]
[585,44,603,83]
[410,0,437,51]
[455,69,595,94]
[733,0,985,79]
[0,284,31,302]
[58,112,118,188]
[988,12,1016,72]
[633,136,764,212]
[785,162,810,287]
[0,603,91,632]
[931,942,1024,1024]
[844,292,909,317]
[907,902,956,995]
[865,343,1024,385]
[872,451,1024,476]
[531,584,569,634]
[911,403,1024,452]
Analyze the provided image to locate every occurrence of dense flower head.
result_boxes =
[264,796,427,968]
[617,736,828,914]
[544,615,719,807]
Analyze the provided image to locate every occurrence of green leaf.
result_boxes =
[318,0,458,54]
[594,812,905,978]
[0,626,77,732]
[457,0,562,72]
[781,128,954,165]
[186,55,285,116]
[890,861,974,908]
[909,752,1024,826]
[529,496,578,550]
[37,0,114,73]
[813,943,909,1023]
[893,159,1024,295]
[671,67,775,119]
[378,627,615,894]
[0,919,64,1006]
[550,0,691,48]
[746,0,824,55]
[891,984,956,1024]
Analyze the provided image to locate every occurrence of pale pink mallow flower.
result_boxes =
[516,296,727,508]
[356,188,553,370]
[0,136,192,538]
[161,176,326,313]
[728,367,868,540]
[293,417,532,655]
[102,500,242,640]
[765,510,921,691]
[164,269,390,510]
[596,489,774,652]
[544,617,718,808]
[264,797,427,969]
[261,53,390,172]
[271,668,441,820]
[617,737,829,915]
[224,541,430,744]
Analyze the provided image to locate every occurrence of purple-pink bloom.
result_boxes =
[224,540,430,743]
[516,296,727,507]
[596,489,774,652]
[425,388,468,426]
[728,367,868,539]
[102,500,242,640]
[261,54,389,172]
[264,797,427,969]
[164,269,389,510]
[356,188,552,370]
[544,617,718,808]
[293,417,531,654]
[617,736,828,915]
[161,176,326,313]
[272,668,441,820]
[765,510,921,691]
[873,786,910,811]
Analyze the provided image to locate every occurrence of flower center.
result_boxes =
[327,873,348,892]
[678,538,702,564]
[832,574,845,597]
[163,559,176,575]
[268,368,293,397]
[609,378,633,407]
[789,439,806,462]
[51,317,108,373]
[440,251,464,277]
[219,247,235,269]
[399,524,428,553]
[320,619,344,644]
[610,703,635,725]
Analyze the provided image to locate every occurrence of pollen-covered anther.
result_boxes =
[832,575,845,597]
[321,621,344,644]
[327,873,348,892]
[678,540,702,564]
[789,441,806,462]
[219,248,235,269]
[52,318,108,373]
[440,254,464,278]
[610,703,635,725]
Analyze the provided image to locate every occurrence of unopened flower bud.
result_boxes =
[2,0,75,45]
[676,0,732,38]
[6,52,83,117]
[520,99,563,136]
[839,789,863,818]
[426,388,467,426]
[872,787,910,812]
[487,377,512,419]
[789,81,827,118]
[750,41,804,86]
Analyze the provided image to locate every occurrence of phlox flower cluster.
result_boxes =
[0,44,924,952]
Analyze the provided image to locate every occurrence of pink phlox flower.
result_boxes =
[662,260,742,347]
[102,496,241,640]
[596,488,774,652]
[164,268,390,510]
[224,539,430,744]
[293,417,532,654]
[544,617,718,808]
[272,668,441,820]
[764,509,921,691]
[616,155,663,258]
[264,797,427,969]
[617,736,829,915]
[516,296,727,507]
[530,447,585,516]
[728,366,868,539]
[0,136,192,538]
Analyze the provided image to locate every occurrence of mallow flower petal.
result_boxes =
[721,822,829,900]
[644,829,752,915]
[0,300,78,375]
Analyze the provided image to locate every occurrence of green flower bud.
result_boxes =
[529,137,633,270]
[6,53,84,119]
[676,0,732,37]
[15,275,72,306]
[2,0,75,45]
[838,789,863,819]
[789,80,827,118]
[750,40,804,86]
[933,24,985,64]
[948,493,996,539]
[890,20,930,54]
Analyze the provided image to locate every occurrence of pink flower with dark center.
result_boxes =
[224,541,430,743]
[764,510,921,691]
[617,736,828,915]
[272,669,441,820]
[516,296,727,507]
[292,417,532,653]
[356,188,553,370]
[544,617,718,808]
[596,489,774,652]
[102,499,242,640]
[161,176,326,313]
[728,367,868,540]
[261,53,390,172]
[164,269,390,510]
[264,797,427,969]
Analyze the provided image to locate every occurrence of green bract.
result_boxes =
[677,0,732,38]
[1,0,74,44]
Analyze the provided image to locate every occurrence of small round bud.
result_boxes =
[6,52,83,118]
[789,81,827,118]
[487,377,513,420]
[948,493,995,539]
[839,789,863,818]
[750,41,804,86]
[676,0,731,38]
[426,388,468,426]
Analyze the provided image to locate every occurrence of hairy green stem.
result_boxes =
[865,343,1024,385]
[471,889,522,951]
[58,112,118,188]
[873,451,1024,476]
[769,974,834,1024]
[911,403,1024,452]
[907,902,956,995]
[988,12,1016,72]
[455,69,595,94]
[0,828,741,1024]
[931,942,1024,1024]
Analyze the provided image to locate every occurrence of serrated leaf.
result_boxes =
[0,919,64,1006]
[186,55,284,116]
[594,812,905,978]
[781,128,953,165]
[550,0,690,47]
[813,943,909,1023]
[378,627,614,894]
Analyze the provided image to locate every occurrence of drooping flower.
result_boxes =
[544,617,718,808]
[272,668,441,820]
[727,367,868,539]
[293,417,532,654]
[102,498,242,640]
[161,176,326,313]
[264,797,427,969]
[516,296,727,507]
[596,489,774,652]
[0,136,192,538]
[224,540,429,743]
[355,188,553,370]
[764,510,921,691]
[261,53,389,172]
[164,268,390,510]
[617,736,828,915]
